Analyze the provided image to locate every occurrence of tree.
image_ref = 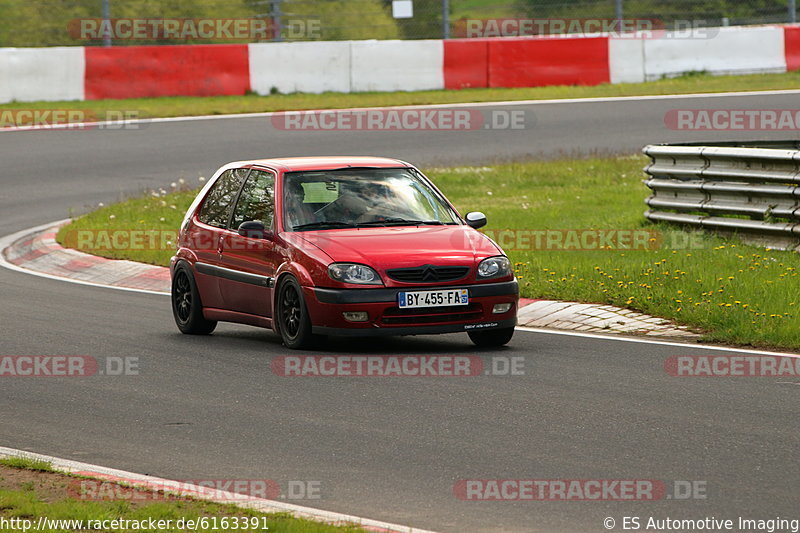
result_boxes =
[0,0,256,47]
[276,0,400,40]
[387,0,445,40]
[514,0,793,28]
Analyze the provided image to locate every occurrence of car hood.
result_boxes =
[289,225,502,269]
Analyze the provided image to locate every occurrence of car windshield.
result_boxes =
[282,168,460,231]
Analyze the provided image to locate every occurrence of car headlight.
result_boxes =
[328,263,383,285]
[477,256,511,279]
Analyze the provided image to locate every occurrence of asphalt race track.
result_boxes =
[2,92,799,532]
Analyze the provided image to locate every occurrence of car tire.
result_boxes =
[468,327,514,347]
[172,263,217,335]
[276,276,319,350]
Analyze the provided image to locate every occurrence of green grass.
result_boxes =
[0,457,53,473]
[58,184,200,266]
[58,156,800,350]
[3,70,800,123]
[434,158,800,349]
[0,467,366,533]
[0,491,366,532]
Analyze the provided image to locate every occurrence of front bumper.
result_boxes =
[305,280,518,336]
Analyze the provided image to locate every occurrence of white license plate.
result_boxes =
[397,289,469,309]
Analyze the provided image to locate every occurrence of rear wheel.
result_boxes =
[468,327,514,347]
[276,276,319,350]
[172,264,217,335]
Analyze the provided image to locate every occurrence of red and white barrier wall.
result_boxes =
[445,25,794,88]
[1,25,799,104]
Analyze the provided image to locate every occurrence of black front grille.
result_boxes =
[387,265,470,283]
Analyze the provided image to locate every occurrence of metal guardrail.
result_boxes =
[643,141,800,249]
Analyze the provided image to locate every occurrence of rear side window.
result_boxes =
[231,170,276,231]
[197,169,248,228]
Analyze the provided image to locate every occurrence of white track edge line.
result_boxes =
[515,325,800,357]
[0,446,437,533]
[3,88,800,132]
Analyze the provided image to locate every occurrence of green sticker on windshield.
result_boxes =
[302,182,339,203]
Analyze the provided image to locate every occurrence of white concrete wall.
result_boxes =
[642,26,786,80]
[609,38,645,83]
[248,41,352,94]
[349,40,443,92]
[0,47,85,104]
[250,39,444,95]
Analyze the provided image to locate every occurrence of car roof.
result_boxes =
[231,156,412,172]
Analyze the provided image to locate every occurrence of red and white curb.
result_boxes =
[1,221,698,338]
[518,300,699,338]
[0,447,436,533]
[0,220,168,295]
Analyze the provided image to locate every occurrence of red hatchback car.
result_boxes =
[170,157,518,349]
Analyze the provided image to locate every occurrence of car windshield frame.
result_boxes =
[281,167,462,232]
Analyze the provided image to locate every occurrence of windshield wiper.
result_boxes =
[292,221,356,231]
[357,218,446,227]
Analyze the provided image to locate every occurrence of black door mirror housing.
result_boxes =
[465,211,487,229]
[238,220,272,240]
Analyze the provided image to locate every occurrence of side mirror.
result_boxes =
[238,220,272,240]
[465,211,487,229]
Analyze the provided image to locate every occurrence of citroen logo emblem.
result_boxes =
[421,266,438,281]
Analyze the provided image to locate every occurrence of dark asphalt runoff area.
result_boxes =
[1,92,799,532]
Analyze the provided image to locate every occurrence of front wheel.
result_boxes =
[468,327,514,347]
[172,264,217,335]
[276,276,319,350]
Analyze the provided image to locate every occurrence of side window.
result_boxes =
[231,170,276,231]
[197,169,248,228]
